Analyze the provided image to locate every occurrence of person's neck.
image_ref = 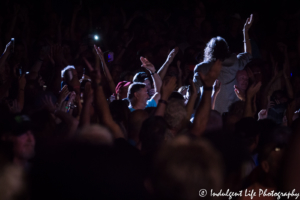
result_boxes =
[131,100,146,110]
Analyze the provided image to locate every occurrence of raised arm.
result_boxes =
[244,82,262,118]
[0,42,12,72]
[155,77,177,116]
[190,60,222,137]
[283,64,294,100]
[17,75,26,111]
[211,80,221,110]
[157,47,179,80]
[186,82,198,119]
[176,60,183,89]
[43,95,79,137]
[90,68,124,139]
[94,45,116,95]
[261,56,282,108]
[79,82,93,127]
[48,45,65,96]
[140,57,162,104]
[243,14,253,55]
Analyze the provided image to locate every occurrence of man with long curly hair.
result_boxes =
[193,14,254,114]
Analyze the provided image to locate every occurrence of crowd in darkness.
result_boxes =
[1,0,300,199]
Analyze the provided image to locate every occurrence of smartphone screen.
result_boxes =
[19,68,22,76]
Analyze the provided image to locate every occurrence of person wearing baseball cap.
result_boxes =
[133,72,153,97]
[127,57,162,112]
[0,114,35,168]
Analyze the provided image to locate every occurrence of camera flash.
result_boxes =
[94,35,99,40]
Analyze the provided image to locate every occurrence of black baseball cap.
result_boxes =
[133,72,149,83]
[0,114,32,136]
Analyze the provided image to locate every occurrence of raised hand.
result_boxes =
[234,85,245,101]
[177,60,182,77]
[83,82,93,103]
[161,77,177,100]
[90,68,102,85]
[67,91,76,106]
[246,67,255,82]
[140,57,155,73]
[3,41,12,54]
[166,47,179,64]
[243,14,253,32]
[270,53,281,77]
[42,95,57,113]
[60,101,69,113]
[93,45,105,64]
[199,60,222,87]
[258,109,268,120]
[57,85,71,104]
[247,81,262,99]
[74,95,82,113]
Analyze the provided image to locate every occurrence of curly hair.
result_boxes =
[204,36,230,62]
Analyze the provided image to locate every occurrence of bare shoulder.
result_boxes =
[194,61,212,74]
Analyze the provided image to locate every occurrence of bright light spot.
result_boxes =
[94,35,99,40]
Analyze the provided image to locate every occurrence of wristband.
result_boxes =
[203,87,213,91]
[151,72,156,76]
[158,99,168,105]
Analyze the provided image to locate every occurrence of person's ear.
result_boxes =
[261,160,270,173]
[134,91,140,100]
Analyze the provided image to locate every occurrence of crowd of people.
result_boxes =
[0,0,300,199]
